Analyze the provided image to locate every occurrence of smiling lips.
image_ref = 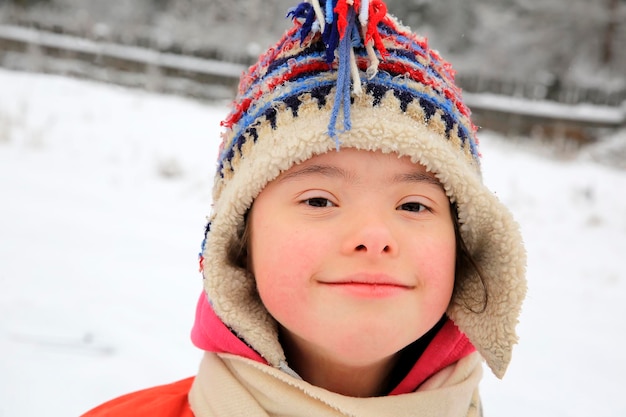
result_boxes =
[319,274,414,298]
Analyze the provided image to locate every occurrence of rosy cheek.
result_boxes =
[254,233,316,304]
[416,239,456,294]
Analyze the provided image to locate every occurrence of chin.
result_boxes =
[322,331,416,367]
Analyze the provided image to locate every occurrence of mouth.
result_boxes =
[318,274,414,298]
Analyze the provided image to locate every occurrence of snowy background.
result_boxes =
[0,68,625,417]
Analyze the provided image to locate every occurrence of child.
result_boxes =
[83,0,526,415]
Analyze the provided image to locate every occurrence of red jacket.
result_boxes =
[82,377,194,417]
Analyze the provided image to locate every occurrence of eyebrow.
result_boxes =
[391,171,443,188]
[277,164,355,183]
[278,163,442,188]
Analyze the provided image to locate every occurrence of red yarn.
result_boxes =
[334,0,350,39]
[365,0,389,58]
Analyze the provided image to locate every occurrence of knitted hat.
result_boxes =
[196,0,526,379]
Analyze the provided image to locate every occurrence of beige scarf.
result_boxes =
[189,352,483,417]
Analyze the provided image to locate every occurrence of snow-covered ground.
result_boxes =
[0,68,624,417]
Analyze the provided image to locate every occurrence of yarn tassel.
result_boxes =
[364,0,388,58]
[349,48,362,96]
[359,0,369,26]
[286,0,389,144]
[325,0,334,24]
[287,3,317,43]
[308,0,326,32]
[349,18,363,95]
[357,0,378,79]
[328,6,355,146]
[334,0,349,43]
[322,1,340,64]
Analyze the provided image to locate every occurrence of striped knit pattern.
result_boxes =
[216,0,478,194]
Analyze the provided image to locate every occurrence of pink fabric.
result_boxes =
[389,319,476,395]
[191,292,267,364]
[192,290,475,394]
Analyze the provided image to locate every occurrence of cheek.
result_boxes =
[251,224,318,279]
[250,224,326,316]
[415,232,457,304]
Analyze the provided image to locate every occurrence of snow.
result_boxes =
[0,68,625,417]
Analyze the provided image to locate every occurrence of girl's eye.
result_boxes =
[398,202,428,213]
[303,197,335,208]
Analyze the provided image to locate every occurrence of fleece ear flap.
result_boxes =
[446,186,527,378]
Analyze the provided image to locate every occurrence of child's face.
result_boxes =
[248,149,456,369]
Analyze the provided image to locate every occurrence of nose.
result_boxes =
[342,213,398,257]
